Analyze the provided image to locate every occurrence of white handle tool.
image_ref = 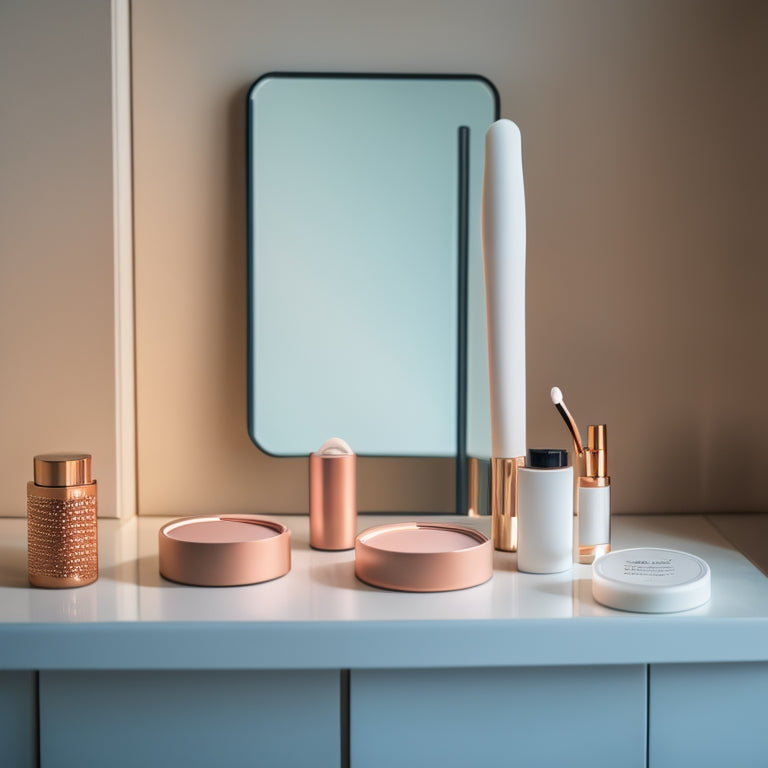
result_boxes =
[481,119,526,459]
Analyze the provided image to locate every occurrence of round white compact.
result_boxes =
[592,547,711,613]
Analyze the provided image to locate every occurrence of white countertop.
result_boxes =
[1,513,767,670]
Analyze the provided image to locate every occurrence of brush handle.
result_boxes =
[481,119,526,458]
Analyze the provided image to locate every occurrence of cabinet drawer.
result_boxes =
[352,665,646,768]
[0,671,36,768]
[650,662,768,768]
[40,669,340,768]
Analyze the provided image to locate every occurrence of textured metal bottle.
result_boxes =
[27,453,98,588]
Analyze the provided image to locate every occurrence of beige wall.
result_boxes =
[7,1,761,518]
[133,0,768,516]
[0,1,121,517]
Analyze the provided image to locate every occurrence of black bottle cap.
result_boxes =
[527,448,569,468]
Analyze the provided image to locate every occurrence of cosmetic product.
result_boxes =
[309,437,356,550]
[481,118,527,552]
[578,425,611,564]
[158,515,291,586]
[549,387,583,455]
[355,522,492,592]
[517,449,573,574]
[27,453,98,588]
[550,388,611,564]
[592,548,711,613]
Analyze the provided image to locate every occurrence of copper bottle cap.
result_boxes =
[585,425,608,479]
[33,453,92,487]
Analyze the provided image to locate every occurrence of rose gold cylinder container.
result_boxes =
[355,523,493,592]
[27,453,98,588]
[309,447,356,550]
[158,516,291,587]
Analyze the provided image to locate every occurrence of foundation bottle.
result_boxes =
[577,425,611,564]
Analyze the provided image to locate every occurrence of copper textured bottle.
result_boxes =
[27,453,98,588]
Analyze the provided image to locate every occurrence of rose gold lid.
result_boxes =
[33,453,92,487]
[158,515,291,587]
[355,522,493,592]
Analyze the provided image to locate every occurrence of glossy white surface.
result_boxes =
[1,514,767,669]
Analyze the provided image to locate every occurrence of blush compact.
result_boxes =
[158,515,291,587]
[355,522,493,592]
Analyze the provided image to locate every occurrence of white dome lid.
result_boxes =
[592,547,711,613]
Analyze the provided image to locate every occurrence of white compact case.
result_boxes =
[592,548,711,613]
[517,449,573,573]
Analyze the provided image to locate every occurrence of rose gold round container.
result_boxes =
[158,515,291,587]
[309,451,356,550]
[355,522,493,592]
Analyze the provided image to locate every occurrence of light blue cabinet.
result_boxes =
[0,671,36,768]
[351,665,647,768]
[649,662,768,768]
[9,663,768,766]
[39,670,340,768]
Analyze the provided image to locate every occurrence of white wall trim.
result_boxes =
[111,0,136,518]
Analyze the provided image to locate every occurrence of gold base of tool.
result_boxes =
[491,456,525,552]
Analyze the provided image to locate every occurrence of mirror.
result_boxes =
[247,73,497,463]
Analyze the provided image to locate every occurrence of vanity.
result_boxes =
[4,0,767,760]
[2,512,768,768]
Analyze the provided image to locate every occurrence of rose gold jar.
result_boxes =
[27,453,98,588]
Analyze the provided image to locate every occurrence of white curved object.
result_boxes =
[317,437,354,456]
[481,119,526,459]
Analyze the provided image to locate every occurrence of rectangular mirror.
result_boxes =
[247,73,497,473]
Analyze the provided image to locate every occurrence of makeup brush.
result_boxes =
[550,386,584,456]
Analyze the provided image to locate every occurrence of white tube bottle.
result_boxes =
[517,449,573,574]
[577,425,611,564]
